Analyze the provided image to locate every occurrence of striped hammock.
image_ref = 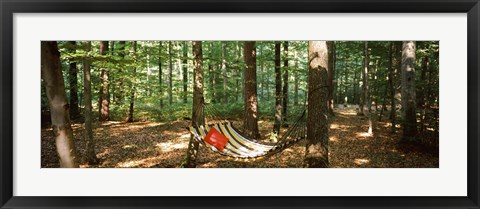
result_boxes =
[188,122,304,162]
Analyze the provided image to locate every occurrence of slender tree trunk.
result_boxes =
[401,41,417,141]
[243,41,260,139]
[222,42,228,103]
[282,42,289,125]
[388,42,397,133]
[110,41,116,104]
[305,41,329,168]
[159,41,164,108]
[364,42,373,135]
[343,56,349,104]
[168,41,173,105]
[41,41,78,168]
[208,42,216,103]
[327,41,335,115]
[293,48,299,106]
[273,42,282,133]
[419,56,429,133]
[127,41,137,122]
[83,41,98,165]
[332,42,337,107]
[181,42,188,104]
[235,42,241,102]
[259,43,264,100]
[185,41,204,168]
[115,41,126,105]
[98,41,110,121]
[353,68,358,105]
[68,41,80,120]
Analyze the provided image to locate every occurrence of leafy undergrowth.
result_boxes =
[41,109,439,168]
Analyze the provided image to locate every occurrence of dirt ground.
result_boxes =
[41,109,439,168]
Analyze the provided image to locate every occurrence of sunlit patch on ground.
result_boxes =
[354,158,370,165]
[41,109,438,168]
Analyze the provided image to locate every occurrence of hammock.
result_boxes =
[188,105,307,162]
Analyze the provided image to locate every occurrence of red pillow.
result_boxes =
[204,127,229,151]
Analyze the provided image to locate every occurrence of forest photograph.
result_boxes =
[41,40,439,168]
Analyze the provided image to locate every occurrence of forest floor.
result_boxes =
[41,108,439,168]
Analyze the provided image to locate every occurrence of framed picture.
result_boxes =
[1,0,479,208]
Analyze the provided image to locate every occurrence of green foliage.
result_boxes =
[45,40,439,136]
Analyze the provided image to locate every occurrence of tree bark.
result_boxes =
[67,41,80,120]
[98,41,110,121]
[41,41,79,168]
[158,41,164,108]
[243,41,260,139]
[388,42,397,133]
[114,41,126,105]
[127,41,137,122]
[419,56,429,133]
[168,41,173,105]
[259,43,264,100]
[235,42,241,102]
[401,41,417,141]
[209,42,216,103]
[327,41,335,115]
[273,41,282,133]
[305,41,329,168]
[183,42,188,104]
[83,41,98,164]
[185,41,204,168]
[293,48,299,106]
[222,42,228,104]
[282,41,289,125]
[364,42,373,135]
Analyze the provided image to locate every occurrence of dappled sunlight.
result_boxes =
[356,132,373,138]
[354,158,370,165]
[330,123,354,130]
[116,156,163,168]
[155,141,188,152]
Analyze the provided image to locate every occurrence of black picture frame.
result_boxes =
[1,0,479,208]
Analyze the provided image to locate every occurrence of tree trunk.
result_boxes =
[388,42,397,133]
[67,41,80,120]
[185,41,204,168]
[282,41,289,125]
[98,41,110,121]
[305,41,329,168]
[168,41,173,105]
[222,42,228,104]
[158,41,164,108]
[293,48,299,106]
[183,42,188,104]
[127,41,137,122]
[209,42,216,103]
[41,41,78,168]
[235,42,241,102]
[332,42,337,107]
[259,43,264,100]
[273,41,282,133]
[401,41,417,141]
[327,41,335,115]
[343,56,349,104]
[363,42,373,135]
[419,56,429,133]
[243,41,260,139]
[115,41,126,105]
[83,41,98,164]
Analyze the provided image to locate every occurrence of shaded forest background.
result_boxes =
[41,41,439,168]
